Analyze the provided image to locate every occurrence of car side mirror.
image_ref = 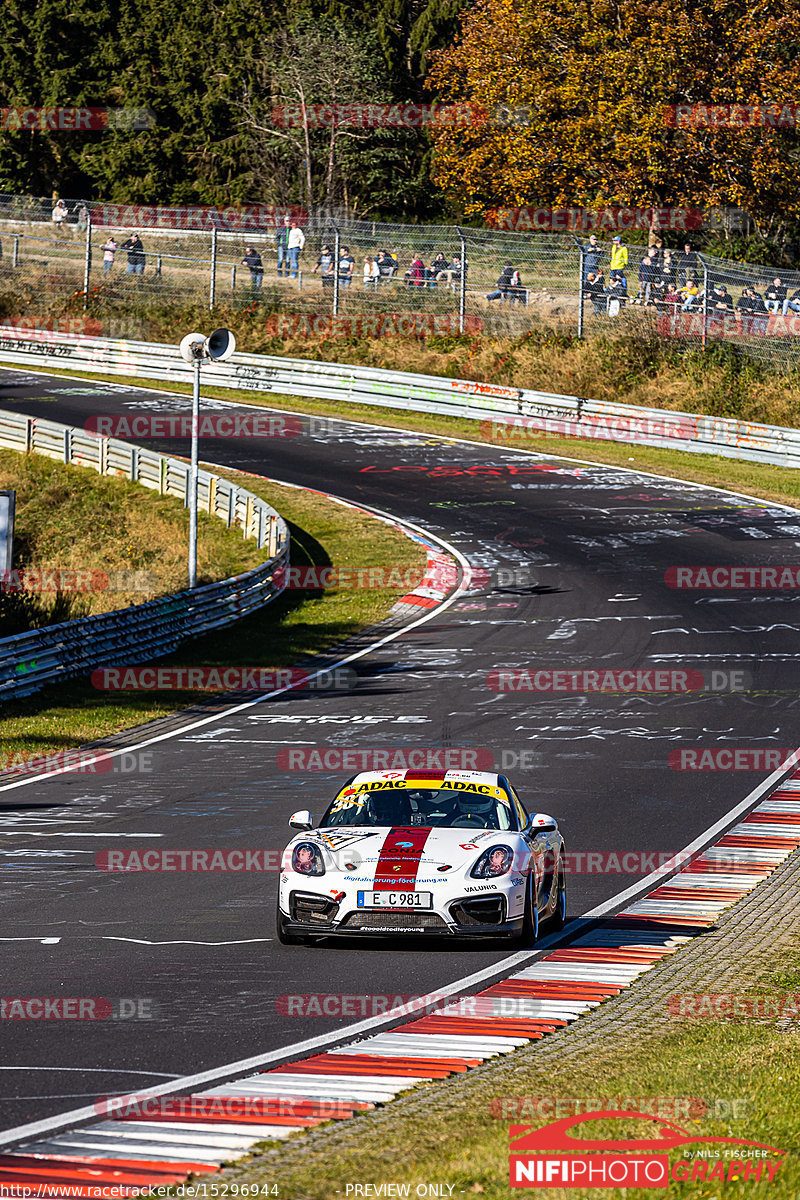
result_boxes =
[525,812,557,833]
[289,810,313,830]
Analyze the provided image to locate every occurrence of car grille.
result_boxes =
[450,897,506,926]
[290,892,339,924]
[341,911,449,931]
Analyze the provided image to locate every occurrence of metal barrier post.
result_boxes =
[457,227,467,334]
[572,236,585,339]
[209,227,218,310]
[188,358,200,587]
[156,255,162,278]
[231,265,236,291]
[12,236,19,268]
[297,270,302,292]
[83,218,92,310]
[699,253,709,351]
[332,223,341,318]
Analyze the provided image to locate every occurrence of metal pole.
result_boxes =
[156,254,162,277]
[83,217,92,310]
[332,224,341,318]
[209,227,217,310]
[188,358,200,588]
[12,236,19,268]
[572,236,585,339]
[457,227,466,334]
[231,265,236,291]
[699,253,709,351]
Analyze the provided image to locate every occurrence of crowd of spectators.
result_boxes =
[582,236,800,328]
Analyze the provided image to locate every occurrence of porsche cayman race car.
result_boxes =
[276,770,566,943]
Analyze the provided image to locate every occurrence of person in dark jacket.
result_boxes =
[765,277,787,314]
[678,243,699,286]
[584,271,606,315]
[275,217,290,277]
[241,246,263,289]
[583,234,602,279]
[120,232,145,275]
[637,252,656,304]
[486,261,516,300]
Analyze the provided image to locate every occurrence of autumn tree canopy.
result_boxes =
[427,0,800,227]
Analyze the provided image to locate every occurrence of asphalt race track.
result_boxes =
[1,366,799,1132]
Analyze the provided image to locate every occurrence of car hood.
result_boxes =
[302,825,517,882]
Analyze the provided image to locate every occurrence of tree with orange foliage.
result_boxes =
[427,0,800,232]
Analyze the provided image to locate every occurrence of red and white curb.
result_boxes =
[2,777,799,1192]
[392,543,460,613]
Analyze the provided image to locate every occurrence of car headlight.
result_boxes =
[470,844,514,878]
[292,842,325,876]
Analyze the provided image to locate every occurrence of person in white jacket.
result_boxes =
[287,221,305,278]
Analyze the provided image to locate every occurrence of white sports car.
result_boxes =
[276,769,566,943]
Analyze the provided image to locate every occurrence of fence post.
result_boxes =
[231,265,236,291]
[83,217,92,311]
[457,227,467,334]
[12,236,19,268]
[156,254,162,278]
[209,227,218,310]
[332,223,341,318]
[699,253,709,351]
[572,236,585,339]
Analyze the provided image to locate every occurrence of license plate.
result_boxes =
[357,891,433,909]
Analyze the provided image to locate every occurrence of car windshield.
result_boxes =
[320,785,515,830]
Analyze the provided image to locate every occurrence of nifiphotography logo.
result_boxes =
[509,1112,786,1188]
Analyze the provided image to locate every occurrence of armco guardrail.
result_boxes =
[0,407,289,701]
[1,326,799,468]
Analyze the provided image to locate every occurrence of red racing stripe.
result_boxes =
[372,826,432,890]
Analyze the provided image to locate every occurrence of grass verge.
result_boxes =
[0,449,263,633]
[216,938,800,1200]
[0,471,427,762]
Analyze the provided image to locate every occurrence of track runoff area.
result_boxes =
[0,367,798,1189]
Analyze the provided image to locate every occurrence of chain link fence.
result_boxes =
[1,193,799,368]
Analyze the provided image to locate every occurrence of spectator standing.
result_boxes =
[765,277,787,314]
[660,252,677,288]
[76,202,89,233]
[363,256,379,289]
[52,199,68,234]
[637,251,655,305]
[313,245,335,287]
[338,245,355,287]
[678,242,699,286]
[583,234,602,279]
[287,221,305,278]
[275,217,290,277]
[120,231,145,275]
[241,246,263,289]
[102,235,117,276]
[609,236,628,282]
